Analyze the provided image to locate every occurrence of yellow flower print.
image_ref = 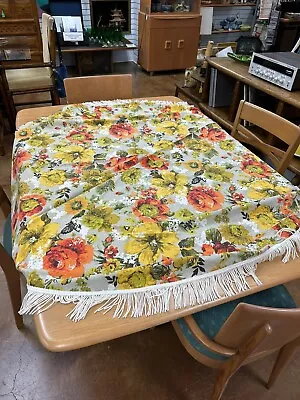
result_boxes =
[170,104,186,113]
[117,266,156,289]
[220,224,252,245]
[102,259,122,275]
[156,121,189,137]
[125,223,180,265]
[121,168,142,184]
[82,169,113,190]
[247,181,291,201]
[174,209,194,221]
[27,134,53,147]
[154,140,173,151]
[82,205,120,231]
[184,160,202,171]
[127,147,148,155]
[151,171,188,198]
[249,205,277,230]
[184,138,213,153]
[16,216,59,264]
[54,145,95,163]
[40,170,67,187]
[204,165,233,182]
[219,140,235,151]
[65,196,89,215]
[97,137,114,148]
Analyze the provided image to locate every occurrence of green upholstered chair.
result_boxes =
[172,285,300,400]
[0,185,23,328]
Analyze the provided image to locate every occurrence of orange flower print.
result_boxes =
[200,127,226,142]
[15,128,33,140]
[66,128,94,144]
[140,154,169,170]
[12,150,31,178]
[133,198,170,222]
[109,122,136,139]
[240,158,272,178]
[43,237,93,278]
[19,194,46,220]
[187,186,224,212]
[105,155,138,172]
[202,244,214,256]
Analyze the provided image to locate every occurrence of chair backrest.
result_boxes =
[231,100,300,175]
[215,303,300,358]
[41,13,56,64]
[64,74,133,104]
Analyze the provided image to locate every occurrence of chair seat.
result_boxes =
[6,67,52,92]
[3,214,12,256]
[175,285,296,361]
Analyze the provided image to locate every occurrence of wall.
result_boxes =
[80,0,140,62]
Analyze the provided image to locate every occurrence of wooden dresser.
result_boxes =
[138,0,201,73]
[0,0,43,63]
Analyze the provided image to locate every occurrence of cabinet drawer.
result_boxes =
[149,15,201,30]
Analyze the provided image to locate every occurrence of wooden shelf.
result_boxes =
[212,29,251,34]
[198,101,233,131]
[201,3,256,7]
[149,12,200,17]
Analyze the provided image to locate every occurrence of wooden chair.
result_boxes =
[172,286,300,400]
[64,74,133,104]
[0,184,23,328]
[0,13,59,133]
[231,100,300,176]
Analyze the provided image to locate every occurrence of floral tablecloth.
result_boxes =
[12,100,300,320]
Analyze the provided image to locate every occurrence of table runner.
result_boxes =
[12,100,300,321]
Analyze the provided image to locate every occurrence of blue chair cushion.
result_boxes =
[176,285,297,361]
[3,213,12,256]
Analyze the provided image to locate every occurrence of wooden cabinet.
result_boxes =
[138,12,201,73]
[0,0,43,63]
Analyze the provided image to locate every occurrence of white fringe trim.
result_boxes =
[19,231,300,322]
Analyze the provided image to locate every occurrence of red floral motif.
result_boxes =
[191,106,202,115]
[187,186,224,212]
[161,272,180,283]
[12,150,31,178]
[104,155,138,172]
[66,128,94,143]
[109,122,136,139]
[104,245,118,259]
[43,237,93,278]
[140,154,169,170]
[199,127,226,142]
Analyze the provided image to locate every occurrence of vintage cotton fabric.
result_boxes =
[11,100,300,319]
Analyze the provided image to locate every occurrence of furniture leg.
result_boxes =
[202,65,211,103]
[228,80,242,122]
[109,51,113,73]
[0,246,23,329]
[267,336,300,389]
[211,324,271,400]
[175,84,179,97]
[50,87,60,105]
[75,52,82,76]
[0,110,5,156]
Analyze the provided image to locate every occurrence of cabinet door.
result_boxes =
[174,27,199,70]
[148,28,177,71]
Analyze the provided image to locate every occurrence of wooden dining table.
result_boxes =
[15,96,300,353]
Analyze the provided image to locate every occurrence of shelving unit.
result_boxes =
[200,2,256,46]
[212,29,251,33]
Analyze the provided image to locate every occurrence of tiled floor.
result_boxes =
[1,63,300,400]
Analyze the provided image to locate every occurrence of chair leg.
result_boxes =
[50,88,60,105]
[0,111,4,156]
[267,337,300,389]
[211,324,272,400]
[0,247,23,329]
